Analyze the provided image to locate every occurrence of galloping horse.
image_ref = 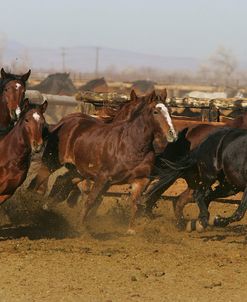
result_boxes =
[0,68,31,132]
[144,112,247,227]
[0,99,47,205]
[29,90,176,198]
[151,127,247,232]
[31,91,177,233]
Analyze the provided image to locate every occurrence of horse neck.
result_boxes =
[124,109,154,149]
[2,122,31,159]
[113,101,138,122]
[0,95,11,128]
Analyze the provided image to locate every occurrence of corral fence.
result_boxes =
[26,90,247,123]
[26,90,247,205]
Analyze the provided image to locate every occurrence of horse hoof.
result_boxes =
[186,221,192,232]
[213,215,228,227]
[196,220,205,233]
[214,215,222,227]
[186,220,196,232]
[127,229,136,235]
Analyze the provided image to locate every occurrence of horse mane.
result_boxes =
[0,123,15,136]
[0,73,26,94]
[127,97,149,122]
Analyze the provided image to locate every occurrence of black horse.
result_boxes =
[146,127,247,232]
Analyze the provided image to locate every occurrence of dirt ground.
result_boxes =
[0,174,247,302]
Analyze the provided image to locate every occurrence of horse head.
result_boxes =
[20,98,48,153]
[137,90,177,144]
[0,68,31,122]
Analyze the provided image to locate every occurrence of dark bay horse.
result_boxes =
[144,112,247,224]
[0,99,47,205]
[30,91,177,233]
[151,127,247,232]
[0,68,31,132]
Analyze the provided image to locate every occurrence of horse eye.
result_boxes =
[25,119,29,123]
[153,110,159,114]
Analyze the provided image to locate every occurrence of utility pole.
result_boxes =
[61,47,66,72]
[95,47,100,77]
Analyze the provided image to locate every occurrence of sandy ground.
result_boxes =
[0,174,247,302]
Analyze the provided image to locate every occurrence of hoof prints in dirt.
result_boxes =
[0,210,79,241]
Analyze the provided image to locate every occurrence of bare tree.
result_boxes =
[199,46,237,87]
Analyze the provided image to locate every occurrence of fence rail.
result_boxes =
[26,90,247,109]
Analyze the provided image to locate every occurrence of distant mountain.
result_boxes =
[2,39,246,73]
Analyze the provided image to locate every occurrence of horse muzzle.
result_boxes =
[166,129,178,143]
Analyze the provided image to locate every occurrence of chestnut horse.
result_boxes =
[0,99,47,205]
[0,68,31,133]
[29,90,176,198]
[31,91,177,233]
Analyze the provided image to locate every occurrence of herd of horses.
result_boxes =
[1,68,247,235]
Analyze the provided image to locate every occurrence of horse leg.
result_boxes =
[64,178,92,208]
[186,187,211,232]
[144,186,165,217]
[81,177,109,224]
[199,179,239,226]
[28,131,60,194]
[28,163,51,195]
[144,178,176,217]
[49,167,81,202]
[128,178,150,234]
[65,187,80,208]
[214,186,247,227]
[79,179,92,194]
[174,188,194,230]
[0,195,11,204]
[0,195,11,225]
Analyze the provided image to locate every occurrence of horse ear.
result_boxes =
[161,88,167,101]
[22,98,30,111]
[148,90,156,102]
[40,100,48,113]
[1,68,7,79]
[130,89,138,102]
[21,69,31,82]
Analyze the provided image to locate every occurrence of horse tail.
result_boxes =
[146,154,196,201]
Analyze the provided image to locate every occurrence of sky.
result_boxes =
[0,0,246,60]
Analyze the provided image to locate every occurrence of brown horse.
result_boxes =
[0,99,47,205]
[31,91,177,233]
[0,68,31,132]
[29,90,176,196]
